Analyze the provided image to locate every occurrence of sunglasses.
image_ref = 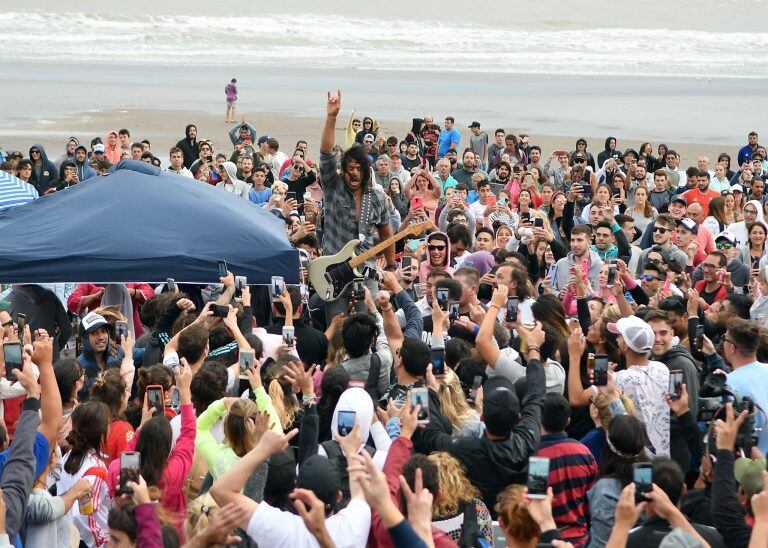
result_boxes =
[715,242,732,250]
[641,274,663,281]
[428,245,446,251]
[652,227,670,234]
[573,158,586,163]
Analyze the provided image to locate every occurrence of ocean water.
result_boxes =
[1,2,768,79]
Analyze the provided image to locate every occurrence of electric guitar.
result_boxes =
[308,220,430,301]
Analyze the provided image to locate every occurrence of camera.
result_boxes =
[698,373,759,454]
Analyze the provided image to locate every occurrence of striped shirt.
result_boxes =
[0,171,38,211]
[536,432,597,548]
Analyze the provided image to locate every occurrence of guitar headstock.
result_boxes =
[407,219,430,236]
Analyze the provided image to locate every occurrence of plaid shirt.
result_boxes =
[319,151,389,258]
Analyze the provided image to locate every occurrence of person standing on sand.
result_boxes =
[225,78,238,123]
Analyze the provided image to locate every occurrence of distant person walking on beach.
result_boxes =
[225,78,238,123]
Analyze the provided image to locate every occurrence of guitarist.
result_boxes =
[320,90,398,320]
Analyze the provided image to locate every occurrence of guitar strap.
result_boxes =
[357,189,374,243]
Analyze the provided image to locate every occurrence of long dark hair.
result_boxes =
[54,358,82,406]
[64,401,109,475]
[135,415,172,489]
[318,365,351,441]
[341,146,372,190]
[531,295,569,338]
[599,415,649,487]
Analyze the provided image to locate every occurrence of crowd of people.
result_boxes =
[0,89,767,548]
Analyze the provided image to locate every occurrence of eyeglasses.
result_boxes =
[428,245,446,251]
[722,337,738,349]
[292,164,303,169]
[715,242,733,250]
[701,263,720,269]
[745,208,758,215]
[652,227,670,234]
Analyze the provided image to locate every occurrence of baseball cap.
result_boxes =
[671,195,687,206]
[363,134,375,143]
[482,376,520,436]
[676,217,698,235]
[80,312,110,335]
[0,301,10,313]
[93,144,105,154]
[257,135,270,145]
[297,455,341,510]
[607,316,654,354]
[734,457,766,497]
[572,152,587,160]
[468,121,481,128]
[732,184,744,193]
[715,230,737,245]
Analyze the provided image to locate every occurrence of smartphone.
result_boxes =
[411,196,423,209]
[436,288,450,311]
[533,217,544,228]
[663,278,671,292]
[547,264,558,281]
[351,279,366,301]
[337,410,356,437]
[166,278,175,292]
[520,211,531,222]
[606,263,617,287]
[448,301,460,322]
[170,385,180,412]
[669,370,683,400]
[469,375,482,401]
[430,348,445,376]
[505,297,519,323]
[486,194,497,206]
[271,275,285,301]
[3,342,22,382]
[235,275,247,299]
[217,260,227,279]
[694,324,705,351]
[115,320,128,342]
[412,387,430,424]
[362,266,382,282]
[612,186,622,197]
[401,255,413,271]
[527,456,550,499]
[286,191,297,202]
[282,325,295,346]
[594,354,609,386]
[633,463,653,502]
[15,313,26,338]
[146,385,164,415]
[119,451,141,494]
[239,349,255,375]
[581,259,589,281]
[210,304,229,318]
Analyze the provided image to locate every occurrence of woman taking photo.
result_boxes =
[57,401,111,548]
[625,185,657,236]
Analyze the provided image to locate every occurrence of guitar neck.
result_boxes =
[349,225,423,268]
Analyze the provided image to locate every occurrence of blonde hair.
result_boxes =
[272,180,288,194]
[326,329,347,366]
[593,392,636,429]
[529,210,555,240]
[184,493,218,541]
[428,452,480,518]
[495,484,540,547]
[264,358,300,429]
[223,398,259,457]
[438,369,476,435]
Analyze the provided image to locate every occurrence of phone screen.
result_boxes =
[3,343,22,382]
[337,410,356,436]
[352,280,366,301]
[119,451,141,494]
[527,457,550,498]
[633,463,653,498]
[448,301,460,322]
[470,375,482,401]
[505,297,519,323]
[211,304,229,318]
[606,264,617,287]
[669,370,683,399]
[412,388,429,424]
[239,350,255,374]
[115,321,128,342]
[271,276,285,301]
[594,355,609,386]
[436,288,449,311]
[695,324,705,350]
[166,278,175,292]
[147,386,164,414]
[217,260,227,278]
[282,326,295,346]
[533,217,543,228]
[430,348,445,376]
[402,256,413,271]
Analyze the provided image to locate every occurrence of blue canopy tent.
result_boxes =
[0,161,300,284]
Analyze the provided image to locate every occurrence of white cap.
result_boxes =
[607,316,654,353]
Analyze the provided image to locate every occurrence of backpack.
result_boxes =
[365,352,395,401]
[321,439,375,509]
[459,500,492,548]
[183,448,210,501]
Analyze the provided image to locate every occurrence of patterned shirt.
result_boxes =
[319,151,390,258]
[614,360,670,457]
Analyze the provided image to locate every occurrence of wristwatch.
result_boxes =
[384,264,398,272]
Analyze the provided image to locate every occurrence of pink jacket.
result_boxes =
[107,403,196,523]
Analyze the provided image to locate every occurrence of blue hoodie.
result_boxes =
[73,145,97,181]
[28,143,57,195]
[77,331,123,392]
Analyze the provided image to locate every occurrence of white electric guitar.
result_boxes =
[309,220,430,301]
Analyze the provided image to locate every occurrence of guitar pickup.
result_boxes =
[324,272,333,284]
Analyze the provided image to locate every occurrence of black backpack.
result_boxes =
[365,351,396,401]
[459,500,491,548]
[320,439,375,509]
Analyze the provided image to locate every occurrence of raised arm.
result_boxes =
[476,286,506,368]
[321,90,341,154]
[34,339,61,448]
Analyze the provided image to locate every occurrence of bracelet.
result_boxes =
[488,303,500,310]
[302,393,317,405]
[526,345,541,353]
[381,306,393,312]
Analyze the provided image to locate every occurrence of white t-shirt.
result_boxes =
[614,360,670,457]
[246,498,371,548]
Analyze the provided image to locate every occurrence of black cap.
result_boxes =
[482,376,520,436]
[297,455,341,510]
[468,121,481,128]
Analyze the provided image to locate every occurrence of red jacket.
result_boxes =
[368,436,458,548]
[694,279,728,308]
[67,283,154,337]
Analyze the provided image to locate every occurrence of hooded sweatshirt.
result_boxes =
[52,161,78,192]
[72,145,97,181]
[597,136,617,168]
[175,124,199,169]
[216,162,250,198]
[730,199,767,246]
[103,131,122,164]
[54,136,79,169]
[28,143,57,195]
[552,249,604,294]
[418,232,454,283]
